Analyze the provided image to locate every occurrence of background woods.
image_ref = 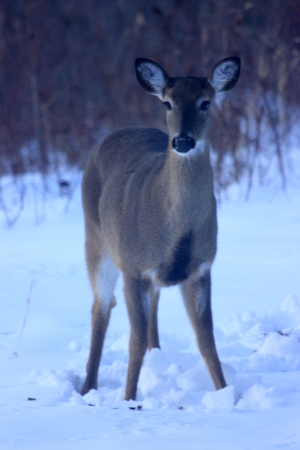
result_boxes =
[0,0,299,219]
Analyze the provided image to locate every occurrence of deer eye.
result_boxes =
[163,101,171,110]
[200,101,210,111]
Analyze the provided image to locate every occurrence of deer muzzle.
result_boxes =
[172,134,196,154]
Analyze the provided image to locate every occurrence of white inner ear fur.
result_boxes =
[210,61,238,91]
[137,63,165,92]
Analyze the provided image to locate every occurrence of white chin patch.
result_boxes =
[173,140,207,158]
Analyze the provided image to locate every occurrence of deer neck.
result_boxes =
[158,138,214,212]
[155,137,214,226]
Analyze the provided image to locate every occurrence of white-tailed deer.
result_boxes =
[81,56,241,400]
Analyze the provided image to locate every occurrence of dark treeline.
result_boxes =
[0,0,299,193]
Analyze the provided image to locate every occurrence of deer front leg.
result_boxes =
[123,275,151,401]
[148,284,160,350]
[181,267,226,390]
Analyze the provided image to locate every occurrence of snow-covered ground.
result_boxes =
[1,158,300,449]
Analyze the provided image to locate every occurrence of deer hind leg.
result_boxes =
[181,265,226,390]
[81,229,119,396]
[123,275,154,401]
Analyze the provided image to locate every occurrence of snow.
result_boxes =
[1,160,300,449]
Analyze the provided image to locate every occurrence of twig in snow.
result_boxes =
[15,279,36,356]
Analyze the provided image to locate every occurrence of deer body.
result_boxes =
[81,57,240,400]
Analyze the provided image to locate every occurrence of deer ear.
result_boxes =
[135,58,169,98]
[209,57,240,92]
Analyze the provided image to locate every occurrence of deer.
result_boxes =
[80,56,241,401]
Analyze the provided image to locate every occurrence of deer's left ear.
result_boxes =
[135,58,169,99]
[209,57,241,92]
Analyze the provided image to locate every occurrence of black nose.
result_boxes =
[172,134,195,153]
